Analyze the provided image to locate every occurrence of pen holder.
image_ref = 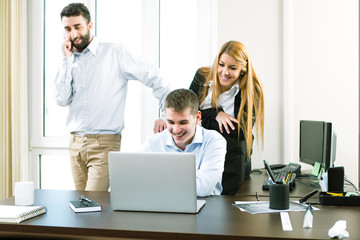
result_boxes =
[269,183,289,210]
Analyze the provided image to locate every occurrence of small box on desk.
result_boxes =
[319,192,360,206]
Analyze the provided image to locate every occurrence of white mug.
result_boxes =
[15,181,34,206]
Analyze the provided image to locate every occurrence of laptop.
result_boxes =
[108,152,206,213]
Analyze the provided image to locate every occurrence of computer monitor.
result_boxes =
[299,120,337,172]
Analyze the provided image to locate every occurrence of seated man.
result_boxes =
[140,89,226,197]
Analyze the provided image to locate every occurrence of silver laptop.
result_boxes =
[108,152,206,213]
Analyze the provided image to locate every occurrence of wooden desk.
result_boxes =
[0,183,359,239]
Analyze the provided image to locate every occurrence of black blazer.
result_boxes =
[189,68,244,140]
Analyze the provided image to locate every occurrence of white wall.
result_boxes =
[217,0,284,169]
[217,0,359,186]
[291,0,358,184]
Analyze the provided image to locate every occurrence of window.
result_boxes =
[29,0,215,189]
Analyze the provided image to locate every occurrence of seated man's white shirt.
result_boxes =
[140,125,226,197]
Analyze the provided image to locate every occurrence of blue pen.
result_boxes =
[268,177,274,184]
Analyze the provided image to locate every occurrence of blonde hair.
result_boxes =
[201,41,265,158]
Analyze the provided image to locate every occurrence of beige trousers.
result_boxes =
[69,134,121,191]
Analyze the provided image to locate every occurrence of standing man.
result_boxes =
[140,89,226,197]
[55,3,170,191]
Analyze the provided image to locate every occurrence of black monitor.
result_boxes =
[299,120,337,172]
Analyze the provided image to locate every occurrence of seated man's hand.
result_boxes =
[153,119,167,133]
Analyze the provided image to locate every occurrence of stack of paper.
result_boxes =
[233,201,317,214]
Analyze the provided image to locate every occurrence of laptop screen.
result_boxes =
[108,152,204,213]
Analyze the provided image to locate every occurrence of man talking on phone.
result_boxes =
[54,3,171,191]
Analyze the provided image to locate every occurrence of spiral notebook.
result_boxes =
[0,205,47,223]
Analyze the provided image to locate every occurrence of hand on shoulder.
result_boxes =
[153,119,167,133]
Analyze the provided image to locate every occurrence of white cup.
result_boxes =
[15,181,34,206]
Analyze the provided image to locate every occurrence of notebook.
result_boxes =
[108,152,206,213]
[0,205,46,223]
[69,199,101,213]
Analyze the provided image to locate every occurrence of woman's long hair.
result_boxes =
[200,41,264,158]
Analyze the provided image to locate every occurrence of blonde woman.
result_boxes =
[189,40,264,195]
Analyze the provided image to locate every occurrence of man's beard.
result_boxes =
[71,30,91,52]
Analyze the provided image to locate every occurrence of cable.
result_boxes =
[344,175,359,192]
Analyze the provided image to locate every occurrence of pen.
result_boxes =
[268,177,274,184]
[263,160,280,184]
[285,171,291,184]
[326,192,343,197]
[80,195,92,203]
[299,190,318,203]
